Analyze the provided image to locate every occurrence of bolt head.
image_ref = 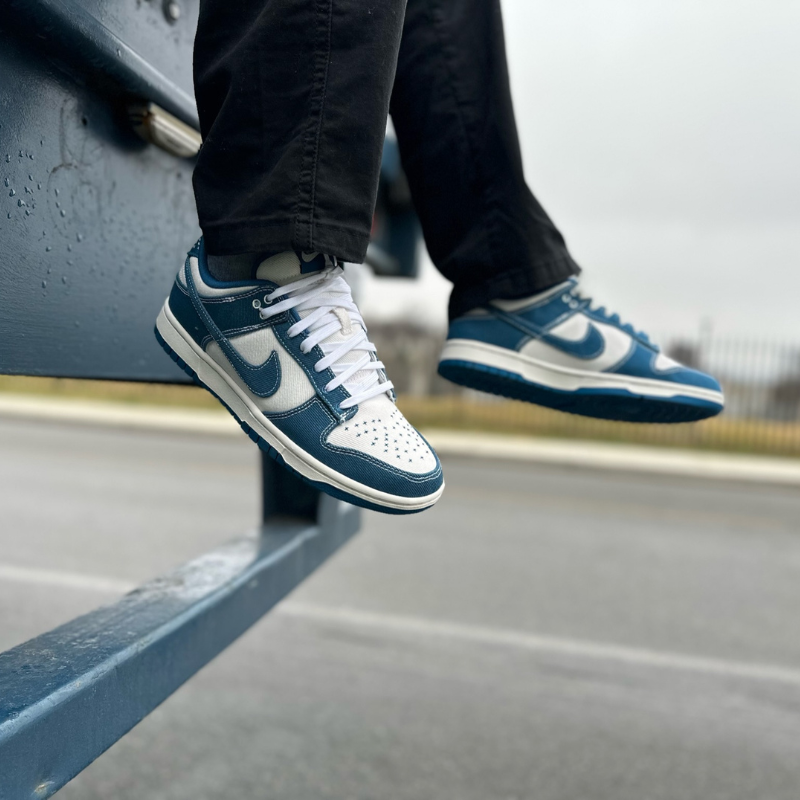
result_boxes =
[164,1,181,22]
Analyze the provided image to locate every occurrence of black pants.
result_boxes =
[193,0,580,319]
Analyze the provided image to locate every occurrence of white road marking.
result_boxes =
[425,429,800,487]
[0,394,237,436]
[280,604,800,687]
[0,564,135,594]
[4,562,800,688]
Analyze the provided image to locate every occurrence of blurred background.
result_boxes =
[349,0,800,458]
[364,0,800,338]
[2,2,800,799]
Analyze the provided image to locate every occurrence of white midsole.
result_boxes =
[440,339,725,405]
[156,302,443,511]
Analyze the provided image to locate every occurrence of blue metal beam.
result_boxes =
[0,495,360,800]
[7,0,199,129]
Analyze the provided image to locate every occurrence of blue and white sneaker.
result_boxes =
[155,239,443,514]
[438,279,724,423]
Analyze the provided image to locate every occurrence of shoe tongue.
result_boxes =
[255,252,326,285]
[255,254,386,404]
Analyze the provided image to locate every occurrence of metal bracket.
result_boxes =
[129,102,202,159]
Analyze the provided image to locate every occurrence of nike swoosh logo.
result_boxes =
[540,322,606,359]
[490,307,606,361]
[185,260,282,398]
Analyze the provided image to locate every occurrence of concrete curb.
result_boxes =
[1,393,798,487]
[0,393,237,435]
[423,430,800,487]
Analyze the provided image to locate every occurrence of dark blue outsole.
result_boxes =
[154,326,432,515]
[438,359,723,424]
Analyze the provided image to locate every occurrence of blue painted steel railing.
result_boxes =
[6,0,200,129]
[0,464,360,799]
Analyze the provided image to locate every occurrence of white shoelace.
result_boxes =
[258,267,393,410]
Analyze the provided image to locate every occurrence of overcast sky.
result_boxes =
[359,0,800,341]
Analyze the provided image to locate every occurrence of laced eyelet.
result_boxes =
[252,298,261,309]
[263,294,273,305]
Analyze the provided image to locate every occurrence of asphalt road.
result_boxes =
[2,417,800,800]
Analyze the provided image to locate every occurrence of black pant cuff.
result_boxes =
[202,218,371,264]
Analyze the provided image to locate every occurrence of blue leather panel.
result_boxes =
[167,282,206,348]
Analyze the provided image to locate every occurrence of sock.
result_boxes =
[206,252,273,282]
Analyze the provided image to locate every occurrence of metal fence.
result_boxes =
[368,322,800,458]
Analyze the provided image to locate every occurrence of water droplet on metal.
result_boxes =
[77,233,84,242]
[60,209,66,217]
[62,276,67,284]
[42,280,47,289]
[54,188,59,197]
[17,199,25,207]
[9,188,15,197]
[67,244,72,252]
[37,183,42,190]
[45,246,52,252]
[3,178,8,187]
[28,174,33,181]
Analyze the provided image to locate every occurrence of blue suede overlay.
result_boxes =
[447,317,527,350]
[168,282,206,348]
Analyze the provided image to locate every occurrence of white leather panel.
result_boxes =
[326,395,438,475]
[206,327,316,413]
[654,352,683,372]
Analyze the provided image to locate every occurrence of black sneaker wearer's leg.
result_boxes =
[390,0,581,320]
[193,0,580,319]
[192,0,406,263]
